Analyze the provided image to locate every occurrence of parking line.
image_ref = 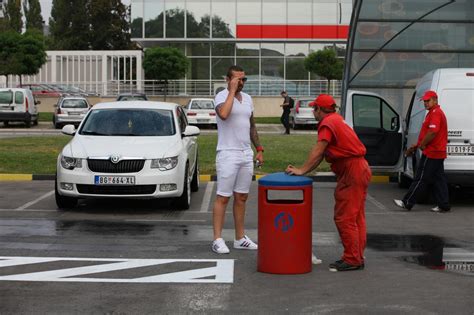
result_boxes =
[15,191,55,210]
[200,182,215,213]
[366,193,387,211]
[125,219,206,222]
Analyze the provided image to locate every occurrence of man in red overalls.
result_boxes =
[286,94,371,272]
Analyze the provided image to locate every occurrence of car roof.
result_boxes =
[117,93,146,96]
[189,98,214,101]
[0,88,33,93]
[92,101,179,110]
[60,96,88,100]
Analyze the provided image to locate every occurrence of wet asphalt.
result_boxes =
[0,181,473,313]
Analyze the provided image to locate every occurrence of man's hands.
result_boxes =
[405,144,417,156]
[285,165,304,176]
[228,73,245,93]
[256,151,264,166]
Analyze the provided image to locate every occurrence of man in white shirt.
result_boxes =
[211,65,264,254]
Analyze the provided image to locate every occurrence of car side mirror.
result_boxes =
[182,125,200,137]
[391,116,399,131]
[62,124,76,136]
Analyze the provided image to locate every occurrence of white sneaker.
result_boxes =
[312,253,322,265]
[212,238,230,254]
[234,235,258,250]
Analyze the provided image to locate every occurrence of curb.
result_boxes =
[0,173,393,183]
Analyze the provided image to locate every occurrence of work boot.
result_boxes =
[329,260,364,272]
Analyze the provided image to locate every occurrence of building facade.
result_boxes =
[130,0,353,96]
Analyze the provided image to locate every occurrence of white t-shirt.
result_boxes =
[214,89,254,151]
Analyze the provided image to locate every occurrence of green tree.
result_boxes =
[89,0,132,50]
[143,47,189,100]
[0,31,22,86]
[304,47,343,93]
[23,0,43,31]
[49,0,89,49]
[2,0,23,32]
[15,31,47,84]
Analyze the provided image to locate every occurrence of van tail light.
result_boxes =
[57,107,62,114]
[25,97,29,112]
[466,73,474,77]
[187,112,197,116]
[209,112,216,116]
[296,101,300,114]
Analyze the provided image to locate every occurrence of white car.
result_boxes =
[53,96,92,129]
[55,101,200,210]
[0,88,39,127]
[185,98,216,127]
[289,97,318,129]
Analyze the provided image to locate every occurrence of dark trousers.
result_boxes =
[403,154,450,210]
[280,111,290,134]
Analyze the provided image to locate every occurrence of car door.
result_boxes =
[177,106,197,174]
[344,90,404,172]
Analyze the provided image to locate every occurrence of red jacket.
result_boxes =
[417,105,447,159]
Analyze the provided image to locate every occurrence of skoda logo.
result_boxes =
[110,155,121,164]
[274,212,294,233]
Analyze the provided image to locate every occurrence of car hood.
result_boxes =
[62,135,182,159]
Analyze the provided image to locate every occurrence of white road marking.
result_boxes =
[15,191,55,210]
[0,256,234,283]
[366,193,387,211]
[200,182,215,213]
[125,219,206,222]
[0,209,57,212]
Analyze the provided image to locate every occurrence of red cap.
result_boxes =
[421,90,438,101]
[309,94,336,108]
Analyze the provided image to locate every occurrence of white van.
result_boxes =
[0,88,39,127]
[343,68,474,188]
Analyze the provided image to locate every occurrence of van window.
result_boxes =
[353,94,399,131]
[14,91,24,104]
[0,91,13,103]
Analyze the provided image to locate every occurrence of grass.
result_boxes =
[0,135,329,175]
[38,113,282,124]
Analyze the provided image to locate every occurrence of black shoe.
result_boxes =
[329,260,364,272]
[393,199,412,211]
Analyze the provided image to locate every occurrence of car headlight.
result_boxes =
[60,155,82,170]
[151,156,178,170]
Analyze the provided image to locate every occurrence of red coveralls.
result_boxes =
[318,113,372,266]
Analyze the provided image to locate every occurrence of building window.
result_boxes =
[186,0,210,38]
[144,0,164,38]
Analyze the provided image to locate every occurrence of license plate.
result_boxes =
[447,145,474,155]
[94,175,135,185]
[68,112,80,115]
[197,119,209,123]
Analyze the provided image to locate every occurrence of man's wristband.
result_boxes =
[256,146,264,152]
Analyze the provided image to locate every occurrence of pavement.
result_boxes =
[0,180,473,313]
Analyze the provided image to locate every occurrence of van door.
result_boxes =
[344,90,404,172]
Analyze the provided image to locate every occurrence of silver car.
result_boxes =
[289,97,318,129]
[185,98,216,127]
[53,96,91,129]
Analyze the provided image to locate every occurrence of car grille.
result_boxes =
[87,159,145,173]
[76,184,156,195]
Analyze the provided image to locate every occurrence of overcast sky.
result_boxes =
[39,0,131,22]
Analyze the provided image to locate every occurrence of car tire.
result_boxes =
[174,165,191,210]
[3,121,9,127]
[291,118,296,130]
[25,119,31,128]
[397,172,412,188]
[191,157,199,192]
[55,178,78,209]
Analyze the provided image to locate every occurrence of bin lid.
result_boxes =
[258,172,313,187]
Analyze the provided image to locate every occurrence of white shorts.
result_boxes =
[216,149,254,197]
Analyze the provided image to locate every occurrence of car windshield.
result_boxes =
[298,100,312,108]
[0,91,13,103]
[79,109,175,136]
[62,99,88,108]
[117,95,147,101]
[191,100,214,110]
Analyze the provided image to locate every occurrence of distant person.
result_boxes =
[211,65,264,254]
[394,90,450,213]
[280,91,293,135]
[286,94,371,272]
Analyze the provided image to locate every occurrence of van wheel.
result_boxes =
[25,119,31,128]
[55,179,77,209]
[32,118,38,126]
[173,165,190,210]
[291,119,297,130]
[397,172,412,188]
[3,121,9,127]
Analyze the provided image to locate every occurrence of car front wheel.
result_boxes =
[174,165,191,210]
[191,157,199,192]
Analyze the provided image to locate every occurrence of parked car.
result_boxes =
[18,84,62,97]
[0,88,39,127]
[55,101,200,210]
[116,93,148,101]
[289,97,318,129]
[185,98,216,127]
[53,84,100,97]
[53,96,92,129]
